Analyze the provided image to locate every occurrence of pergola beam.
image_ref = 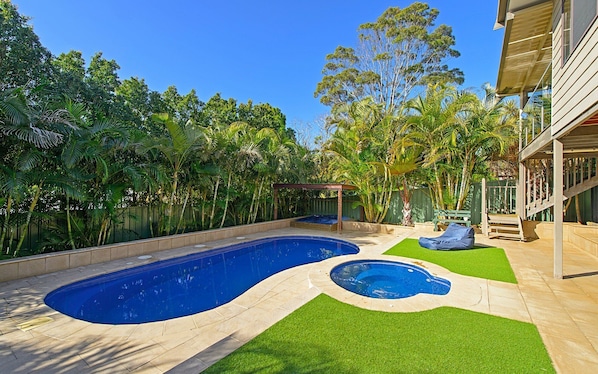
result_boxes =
[272,183,357,234]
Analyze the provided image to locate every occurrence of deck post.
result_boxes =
[517,107,526,220]
[553,139,564,279]
[518,161,526,219]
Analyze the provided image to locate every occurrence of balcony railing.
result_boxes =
[520,63,552,150]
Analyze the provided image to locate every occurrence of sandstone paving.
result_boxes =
[0,226,598,372]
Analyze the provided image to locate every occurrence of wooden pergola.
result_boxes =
[272,183,357,233]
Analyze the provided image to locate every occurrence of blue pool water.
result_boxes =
[45,236,359,324]
[330,260,451,299]
[296,215,350,224]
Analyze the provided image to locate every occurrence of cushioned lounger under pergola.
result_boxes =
[272,183,357,233]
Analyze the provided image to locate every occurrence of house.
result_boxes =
[494,0,598,278]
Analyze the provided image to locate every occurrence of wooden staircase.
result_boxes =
[525,157,598,217]
[487,214,525,241]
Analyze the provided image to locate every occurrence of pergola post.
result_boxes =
[337,187,342,234]
[271,183,356,233]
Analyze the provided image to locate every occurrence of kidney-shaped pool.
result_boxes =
[45,236,359,324]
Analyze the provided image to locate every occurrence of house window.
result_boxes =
[563,0,598,63]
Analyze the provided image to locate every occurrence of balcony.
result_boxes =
[520,63,551,151]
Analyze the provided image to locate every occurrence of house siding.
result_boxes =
[552,0,598,137]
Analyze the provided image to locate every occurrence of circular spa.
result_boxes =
[330,260,451,299]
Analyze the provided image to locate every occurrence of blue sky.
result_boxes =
[13,0,503,139]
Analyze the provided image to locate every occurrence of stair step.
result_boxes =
[489,218,519,225]
[489,224,520,232]
[488,232,522,239]
[488,215,518,220]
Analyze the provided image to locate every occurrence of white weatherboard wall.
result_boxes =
[552,0,598,137]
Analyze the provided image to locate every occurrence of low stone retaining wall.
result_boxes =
[529,221,598,258]
[0,219,294,283]
[343,221,413,235]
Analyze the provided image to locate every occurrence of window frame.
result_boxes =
[562,0,598,65]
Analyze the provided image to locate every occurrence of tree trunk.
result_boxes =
[176,185,191,234]
[148,203,155,238]
[456,154,471,210]
[1,195,13,254]
[400,177,413,226]
[433,163,444,209]
[166,170,179,235]
[14,184,42,257]
[247,182,258,225]
[378,172,394,224]
[220,173,233,228]
[200,192,206,230]
[98,218,111,246]
[253,179,264,223]
[209,176,220,229]
[66,195,76,250]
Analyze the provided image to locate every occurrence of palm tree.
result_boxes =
[0,163,25,254]
[246,127,295,224]
[455,84,518,209]
[400,83,518,211]
[0,87,76,255]
[0,87,69,148]
[140,113,207,235]
[400,84,475,209]
[35,99,155,249]
[217,122,262,228]
[326,98,416,223]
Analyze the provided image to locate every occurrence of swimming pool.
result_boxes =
[330,260,451,299]
[45,236,359,324]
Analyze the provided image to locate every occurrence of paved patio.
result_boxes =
[1,226,597,373]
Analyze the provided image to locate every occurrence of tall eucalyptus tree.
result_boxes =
[315,2,463,115]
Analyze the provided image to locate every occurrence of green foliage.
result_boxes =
[205,295,553,373]
[87,52,121,94]
[0,1,54,90]
[401,83,518,209]
[323,98,417,223]
[51,51,88,103]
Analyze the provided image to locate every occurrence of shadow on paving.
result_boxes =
[167,333,359,374]
[0,335,166,373]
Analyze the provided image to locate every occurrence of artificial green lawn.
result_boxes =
[383,238,518,284]
[205,294,554,373]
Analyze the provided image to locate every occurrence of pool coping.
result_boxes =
[309,253,528,322]
[0,219,296,284]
